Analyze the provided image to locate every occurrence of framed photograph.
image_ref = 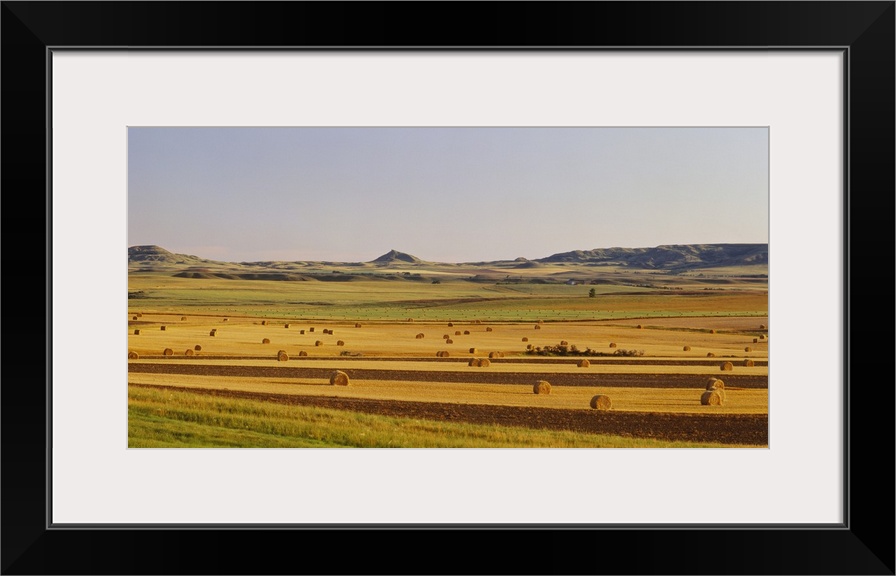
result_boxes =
[3,2,892,574]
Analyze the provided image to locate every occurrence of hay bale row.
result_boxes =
[277,350,289,361]
[415,333,425,339]
[436,351,450,357]
[330,370,350,386]
[590,394,611,410]
[468,358,491,367]
[128,351,138,359]
[533,380,551,395]
[720,361,734,371]
[577,359,590,368]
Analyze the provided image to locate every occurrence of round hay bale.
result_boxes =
[474,320,482,325]
[223,318,228,322]
[438,351,450,357]
[759,334,766,340]
[285,323,290,328]
[720,361,734,371]
[209,330,217,337]
[136,313,143,318]
[489,352,501,359]
[415,333,425,339]
[533,380,552,395]
[330,370,350,386]
[759,324,766,330]
[590,394,612,410]
[463,330,470,335]
[609,342,617,348]
[184,348,194,356]
[262,338,270,344]
[706,352,715,357]
[355,323,362,328]
[683,346,691,351]
[560,340,569,346]
[181,316,187,321]
[298,351,308,356]
[261,320,267,325]
[446,339,453,344]
[132,315,138,320]
[455,331,461,336]
[443,334,450,339]
[743,359,755,367]
[160,326,166,331]
[128,351,139,359]
[486,327,493,332]
[578,359,590,368]
[522,337,529,342]
[469,348,477,354]
[194,345,202,351]
[468,358,480,367]
[277,350,289,361]
[134,329,140,335]
[480,358,491,367]
[744,346,752,352]
[448,322,454,327]
[315,340,323,346]
[537,320,544,324]
[753,338,759,343]
[337,340,345,346]
[637,324,643,329]
[534,325,541,330]
[706,378,724,390]
[526,344,533,350]
[710,329,716,334]
[407,318,414,322]
[163,348,173,356]
[701,390,724,406]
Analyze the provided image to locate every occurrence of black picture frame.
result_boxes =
[2,2,892,574]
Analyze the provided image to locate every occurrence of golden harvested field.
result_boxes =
[128,269,768,446]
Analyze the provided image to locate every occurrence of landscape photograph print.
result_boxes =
[127,126,769,448]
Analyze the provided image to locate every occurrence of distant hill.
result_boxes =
[537,244,767,270]
[369,249,423,264]
[129,243,768,272]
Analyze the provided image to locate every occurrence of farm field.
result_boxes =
[128,266,769,448]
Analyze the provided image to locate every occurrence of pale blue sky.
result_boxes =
[128,127,768,263]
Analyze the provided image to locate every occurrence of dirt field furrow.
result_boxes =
[128,363,768,388]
